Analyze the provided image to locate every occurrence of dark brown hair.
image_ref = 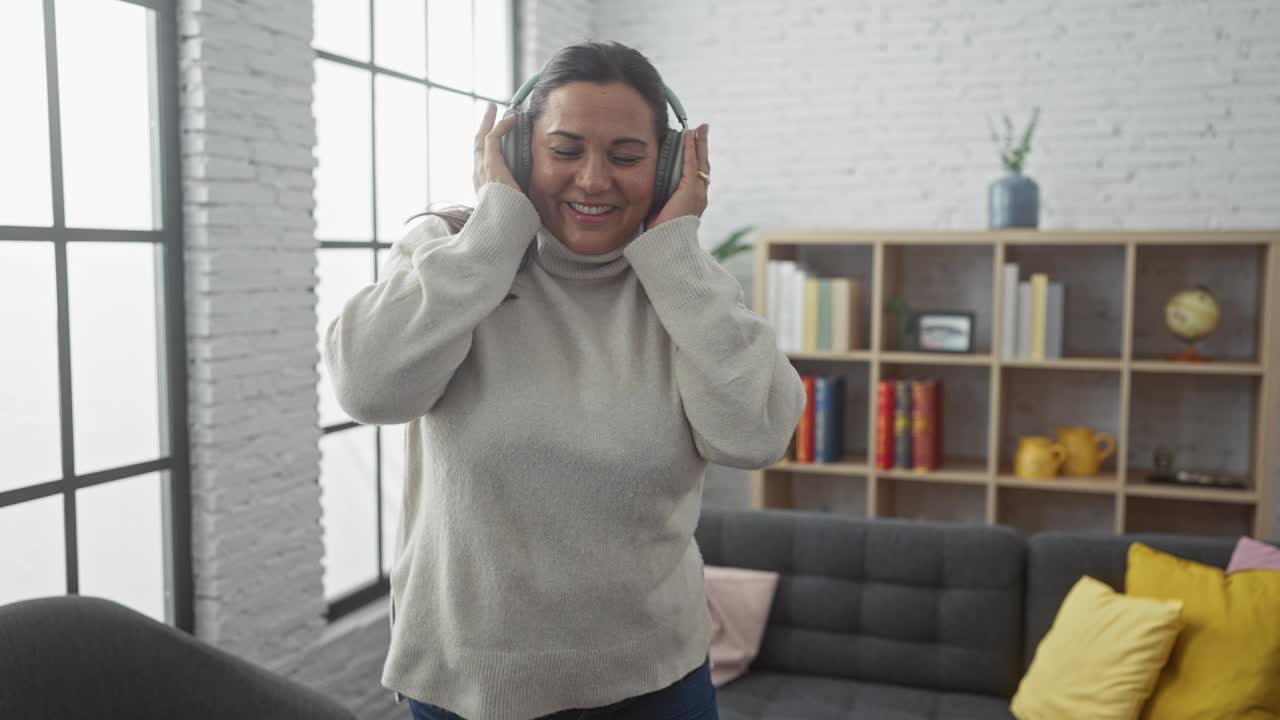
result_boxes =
[407,41,670,235]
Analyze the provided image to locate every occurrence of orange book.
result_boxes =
[796,376,816,463]
[911,379,941,471]
[875,380,895,469]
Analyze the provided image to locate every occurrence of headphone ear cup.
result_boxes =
[499,110,533,193]
[650,128,684,216]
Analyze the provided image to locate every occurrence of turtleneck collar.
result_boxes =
[531,226,635,281]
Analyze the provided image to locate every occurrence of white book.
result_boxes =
[1046,282,1065,360]
[1016,281,1033,359]
[778,263,793,353]
[1001,263,1020,359]
[767,261,783,349]
[791,266,808,354]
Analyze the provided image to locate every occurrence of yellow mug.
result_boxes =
[1015,436,1068,480]
[1056,426,1116,477]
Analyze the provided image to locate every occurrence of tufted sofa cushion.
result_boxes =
[695,509,1026,699]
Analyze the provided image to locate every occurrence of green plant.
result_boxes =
[987,106,1041,173]
[709,225,755,264]
[886,296,913,350]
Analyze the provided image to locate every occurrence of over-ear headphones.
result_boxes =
[499,72,689,217]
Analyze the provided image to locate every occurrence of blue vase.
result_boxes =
[988,171,1039,229]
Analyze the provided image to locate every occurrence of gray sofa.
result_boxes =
[0,595,356,720]
[695,508,1236,720]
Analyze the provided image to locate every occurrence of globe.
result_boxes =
[1165,286,1219,362]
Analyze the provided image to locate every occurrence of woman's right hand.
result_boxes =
[473,102,520,193]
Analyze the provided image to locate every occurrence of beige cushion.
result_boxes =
[704,565,780,687]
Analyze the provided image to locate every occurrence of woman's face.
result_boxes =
[528,81,659,255]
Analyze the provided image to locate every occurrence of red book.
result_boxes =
[796,376,816,463]
[875,380,895,469]
[911,379,941,471]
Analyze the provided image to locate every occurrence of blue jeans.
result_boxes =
[408,656,718,720]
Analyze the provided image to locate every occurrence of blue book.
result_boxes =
[814,376,830,462]
[814,376,846,463]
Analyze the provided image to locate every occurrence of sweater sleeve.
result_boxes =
[622,216,807,469]
[322,182,542,425]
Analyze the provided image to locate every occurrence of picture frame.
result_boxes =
[912,311,975,353]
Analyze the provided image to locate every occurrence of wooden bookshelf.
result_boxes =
[752,230,1280,538]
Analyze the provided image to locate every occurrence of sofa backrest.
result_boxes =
[696,508,1027,698]
[1023,531,1236,665]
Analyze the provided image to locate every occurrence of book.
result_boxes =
[814,375,846,463]
[875,380,895,470]
[911,379,941,471]
[831,278,865,352]
[814,375,829,462]
[1045,281,1064,360]
[1030,272,1049,360]
[894,380,913,469]
[796,376,816,463]
[817,279,832,352]
[803,277,820,352]
[1001,263,1019,359]
[767,261,785,351]
[1016,281,1032,359]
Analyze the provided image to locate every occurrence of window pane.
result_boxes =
[376,75,428,243]
[379,422,407,574]
[473,0,512,101]
[428,88,476,206]
[374,0,425,78]
[0,1,53,226]
[314,60,373,242]
[68,242,163,475]
[0,242,62,492]
[320,426,378,600]
[313,0,370,61]
[0,496,66,606]
[428,0,472,92]
[77,472,166,623]
[56,0,158,230]
[316,248,376,428]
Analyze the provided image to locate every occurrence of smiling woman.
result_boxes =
[323,40,801,720]
[529,81,661,255]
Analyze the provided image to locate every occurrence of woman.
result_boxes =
[322,42,805,720]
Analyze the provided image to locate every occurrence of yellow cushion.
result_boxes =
[1010,575,1183,720]
[1127,542,1280,719]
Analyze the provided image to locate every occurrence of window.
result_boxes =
[312,0,516,619]
[0,0,190,629]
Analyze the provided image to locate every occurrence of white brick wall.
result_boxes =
[519,0,596,77]
[595,0,1280,529]
[178,0,404,718]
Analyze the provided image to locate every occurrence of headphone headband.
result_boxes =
[506,71,688,130]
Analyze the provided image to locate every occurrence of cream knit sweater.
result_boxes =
[322,182,805,720]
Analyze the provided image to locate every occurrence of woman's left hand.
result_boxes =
[650,123,710,228]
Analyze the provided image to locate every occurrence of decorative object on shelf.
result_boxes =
[709,225,755,264]
[1015,436,1067,480]
[1056,426,1116,477]
[986,107,1041,229]
[886,296,913,351]
[1145,448,1248,490]
[1153,445,1175,475]
[1165,285,1220,363]
[913,311,975,353]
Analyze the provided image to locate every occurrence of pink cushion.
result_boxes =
[703,565,779,687]
[1227,536,1280,573]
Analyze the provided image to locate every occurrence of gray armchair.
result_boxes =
[0,594,356,720]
